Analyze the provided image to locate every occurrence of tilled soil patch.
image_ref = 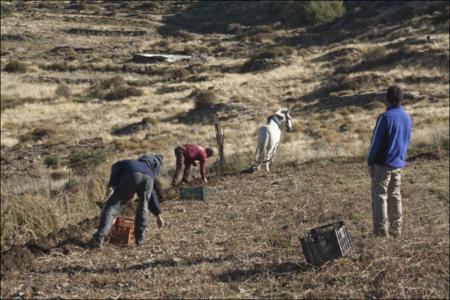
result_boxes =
[1,181,177,276]
[1,217,98,275]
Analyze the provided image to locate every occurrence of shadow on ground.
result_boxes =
[216,261,312,282]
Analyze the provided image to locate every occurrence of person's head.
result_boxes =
[138,154,164,175]
[386,85,403,106]
[205,147,214,158]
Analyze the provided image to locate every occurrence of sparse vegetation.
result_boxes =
[42,62,78,72]
[166,67,191,81]
[190,89,218,110]
[1,0,449,298]
[241,47,294,72]
[54,83,72,99]
[281,1,345,26]
[88,76,144,101]
[44,155,59,168]
[67,149,107,174]
[4,60,27,73]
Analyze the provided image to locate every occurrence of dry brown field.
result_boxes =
[1,1,448,298]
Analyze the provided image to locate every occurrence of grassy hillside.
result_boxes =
[0,1,449,298]
[1,156,448,298]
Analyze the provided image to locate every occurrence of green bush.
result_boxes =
[127,80,149,87]
[44,155,59,168]
[68,149,106,174]
[281,1,345,26]
[4,60,27,73]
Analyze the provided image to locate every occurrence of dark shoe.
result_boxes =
[136,239,144,247]
[88,237,103,249]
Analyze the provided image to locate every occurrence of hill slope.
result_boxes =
[1,156,448,298]
[1,1,449,298]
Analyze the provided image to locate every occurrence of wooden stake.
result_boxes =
[214,113,225,167]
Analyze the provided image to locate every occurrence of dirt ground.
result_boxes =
[1,2,448,298]
[1,155,448,299]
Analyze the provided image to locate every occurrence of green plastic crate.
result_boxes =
[180,186,207,200]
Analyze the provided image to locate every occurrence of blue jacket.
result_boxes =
[108,155,162,215]
[367,105,412,168]
[108,155,162,187]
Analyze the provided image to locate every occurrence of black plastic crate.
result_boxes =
[300,220,352,265]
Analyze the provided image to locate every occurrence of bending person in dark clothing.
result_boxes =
[89,155,164,248]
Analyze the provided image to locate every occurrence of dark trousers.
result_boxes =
[171,146,193,186]
[94,172,154,243]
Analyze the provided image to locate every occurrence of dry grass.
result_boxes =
[0,168,107,250]
[0,2,449,298]
[1,157,448,299]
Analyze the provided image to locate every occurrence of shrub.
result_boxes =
[4,60,27,73]
[44,155,59,168]
[89,76,143,101]
[42,62,77,72]
[104,86,143,101]
[431,129,450,155]
[168,68,191,81]
[208,152,253,175]
[190,89,218,110]
[363,46,388,65]
[55,83,72,99]
[30,128,54,142]
[67,149,106,174]
[240,46,295,73]
[127,80,148,87]
[49,170,66,180]
[281,1,345,26]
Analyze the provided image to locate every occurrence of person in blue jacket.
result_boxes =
[89,155,164,248]
[367,85,412,238]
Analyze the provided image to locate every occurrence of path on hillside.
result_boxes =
[1,156,449,299]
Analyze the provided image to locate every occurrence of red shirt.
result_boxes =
[183,144,207,178]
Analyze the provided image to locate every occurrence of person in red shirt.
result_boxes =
[171,144,214,186]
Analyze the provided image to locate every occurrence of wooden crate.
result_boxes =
[180,186,207,201]
[107,217,135,245]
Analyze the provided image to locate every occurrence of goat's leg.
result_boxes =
[265,162,270,172]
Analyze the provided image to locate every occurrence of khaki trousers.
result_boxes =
[371,164,403,237]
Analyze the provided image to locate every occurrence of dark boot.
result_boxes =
[88,235,104,249]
